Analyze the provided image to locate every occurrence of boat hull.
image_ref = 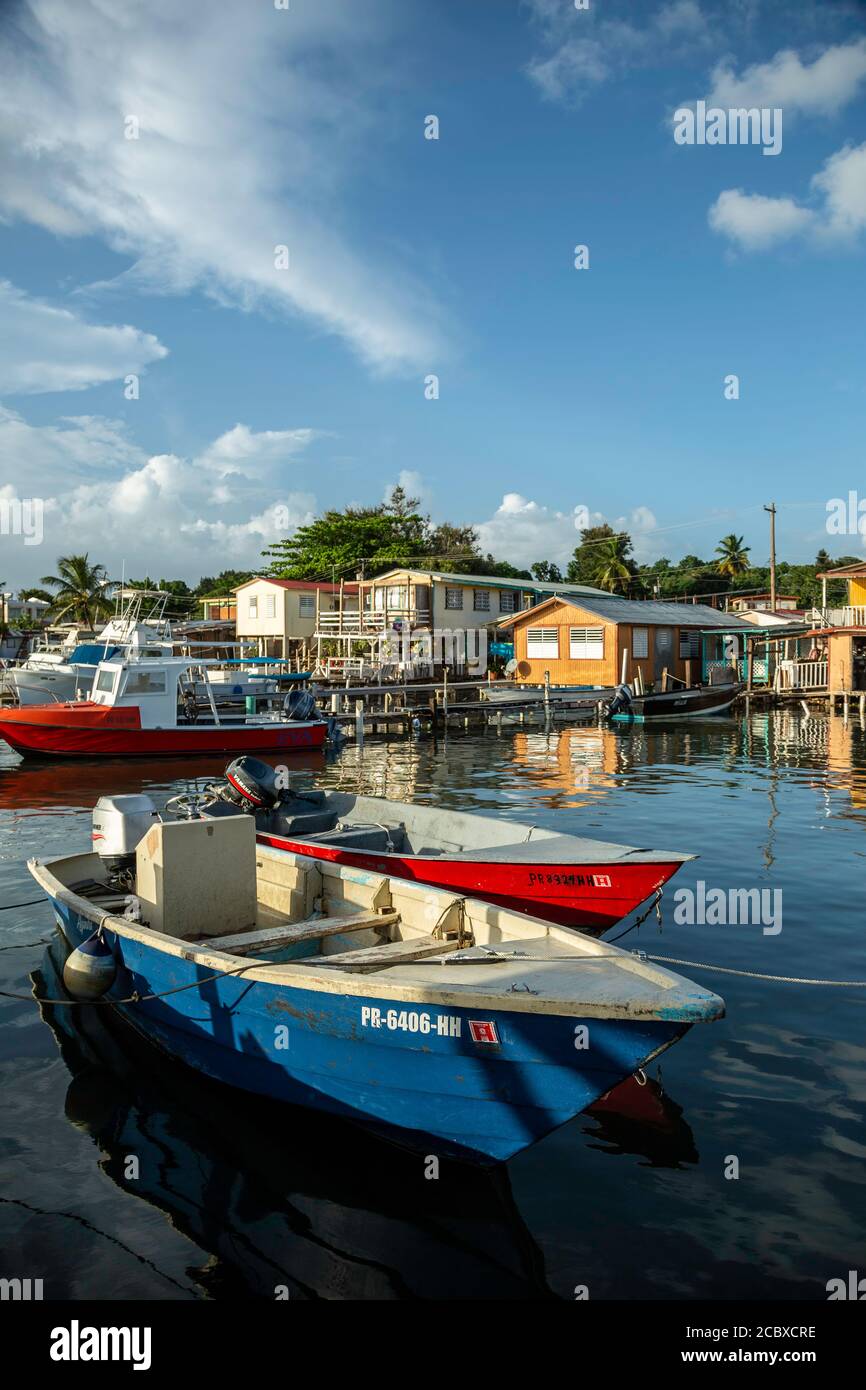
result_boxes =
[257,831,680,931]
[0,707,327,759]
[3,667,85,706]
[610,684,743,722]
[50,897,690,1163]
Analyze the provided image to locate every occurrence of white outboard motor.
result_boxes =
[92,794,160,883]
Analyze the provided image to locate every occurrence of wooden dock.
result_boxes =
[315,678,603,740]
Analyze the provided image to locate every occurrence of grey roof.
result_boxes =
[539,594,754,629]
[374,567,609,597]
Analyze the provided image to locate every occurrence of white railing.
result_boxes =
[808,606,866,627]
[778,660,827,690]
[315,609,431,634]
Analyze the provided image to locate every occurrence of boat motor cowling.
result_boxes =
[92,795,160,880]
[283,688,317,722]
[607,684,633,717]
[224,756,284,810]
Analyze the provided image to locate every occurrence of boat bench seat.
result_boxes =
[206,909,399,957]
[297,935,457,972]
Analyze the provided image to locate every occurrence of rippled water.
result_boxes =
[1,710,865,1300]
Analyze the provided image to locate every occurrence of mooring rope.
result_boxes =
[644,955,866,987]
[606,887,663,943]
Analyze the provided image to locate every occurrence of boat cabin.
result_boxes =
[91,658,235,727]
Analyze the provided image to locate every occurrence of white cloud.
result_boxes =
[706,39,866,118]
[709,141,866,251]
[0,280,167,394]
[0,407,319,583]
[0,0,446,374]
[474,494,598,568]
[525,0,712,104]
[708,189,816,250]
[382,470,428,507]
[813,142,866,240]
[474,495,662,570]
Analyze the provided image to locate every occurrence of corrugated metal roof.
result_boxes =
[509,593,753,628]
[372,567,608,597]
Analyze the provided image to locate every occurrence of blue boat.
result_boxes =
[28,811,724,1164]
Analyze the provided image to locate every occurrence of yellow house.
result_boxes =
[818,562,866,625]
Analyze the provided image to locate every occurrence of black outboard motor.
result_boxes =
[607,683,633,717]
[283,687,317,722]
[224,756,284,810]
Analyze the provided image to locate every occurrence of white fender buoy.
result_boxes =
[62,931,117,1000]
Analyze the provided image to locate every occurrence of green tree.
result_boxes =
[18,587,53,604]
[263,505,429,580]
[591,535,635,593]
[40,554,113,627]
[715,534,751,577]
[531,561,563,583]
[422,522,484,570]
[567,524,621,585]
[196,570,255,597]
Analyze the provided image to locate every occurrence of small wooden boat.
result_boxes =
[29,814,723,1163]
[202,756,694,931]
[0,655,327,759]
[606,681,743,723]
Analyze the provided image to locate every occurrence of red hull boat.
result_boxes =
[257,829,680,929]
[203,758,694,933]
[0,701,328,759]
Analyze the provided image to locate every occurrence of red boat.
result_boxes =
[0,657,328,759]
[202,757,693,932]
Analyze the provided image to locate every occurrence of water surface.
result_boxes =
[1,710,864,1299]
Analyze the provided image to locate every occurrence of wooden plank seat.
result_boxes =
[297,936,459,973]
[207,910,399,957]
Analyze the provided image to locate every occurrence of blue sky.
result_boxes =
[0,0,865,586]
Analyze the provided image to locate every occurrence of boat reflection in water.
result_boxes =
[0,749,327,812]
[35,936,701,1300]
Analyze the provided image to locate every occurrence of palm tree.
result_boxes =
[715,534,751,577]
[40,554,113,627]
[591,537,633,593]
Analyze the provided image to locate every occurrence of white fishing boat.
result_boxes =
[2,590,173,706]
[2,588,281,708]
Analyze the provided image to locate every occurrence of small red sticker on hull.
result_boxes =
[468,1020,500,1044]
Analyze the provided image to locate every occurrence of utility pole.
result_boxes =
[764,502,777,612]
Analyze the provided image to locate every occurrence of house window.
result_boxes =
[445,587,463,610]
[499,590,517,614]
[95,669,116,694]
[632,627,648,659]
[679,629,701,660]
[248,596,258,618]
[264,593,276,618]
[473,590,491,612]
[299,594,315,617]
[527,627,559,658]
[569,627,604,660]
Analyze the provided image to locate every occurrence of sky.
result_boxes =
[0,0,865,589]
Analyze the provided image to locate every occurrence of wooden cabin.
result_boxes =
[500,595,751,688]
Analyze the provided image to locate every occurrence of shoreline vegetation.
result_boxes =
[7,490,859,628]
